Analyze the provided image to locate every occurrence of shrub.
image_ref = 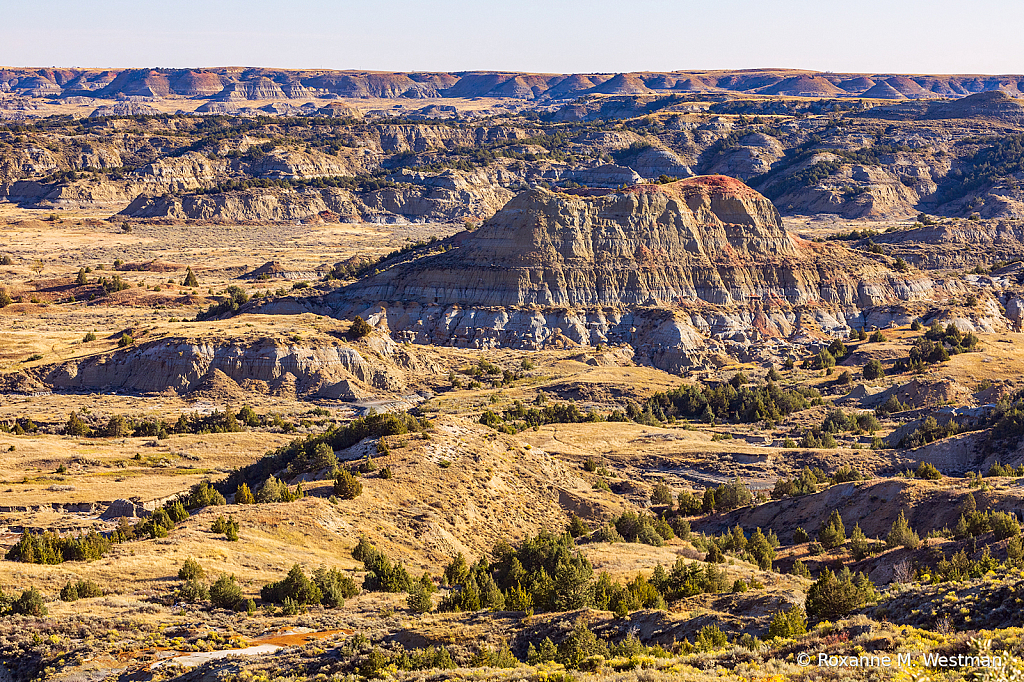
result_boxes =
[235,482,255,504]
[209,574,244,609]
[793,527,810,544]
[819,510,846,550]
[915,462,942,480]
[0,288,12,308]
[863,359,885,380]
[179,557,205,581]
[805,568,871,621]
[870,330,887,342]
[768,604,807,638]
[350,315,373,338]
[650,482,673,506]
[118,333,134,347]
[262,564,323,605]
[177,578,209,602]
[334,469,363,499]
[886,510,920,549]
[60,579,102,602]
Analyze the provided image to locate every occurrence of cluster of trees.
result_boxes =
[589,511,676,547]
[8,479,228,564]
[215,410,427,500]
[197,285,249,320]
[641,379,821,425]
[480,399,614,434]
[944,133,1024,202]
[6,529,110,563]
[327,236,446,282]
[893,323,979,373]
[261,564,360,610]
[65,405,267,439]
[897,415,965,449]
[210,515,240,541]
[772,465,862,499]
[693,525,778,569]
[0,586,48,617]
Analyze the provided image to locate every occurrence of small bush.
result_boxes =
[350,316,373,338]
[863,359,885,380]
[209,574,243,609]
[334,469,363,499]
[178,557,205,581]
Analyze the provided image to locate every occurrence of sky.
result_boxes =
[2,0,1023,74]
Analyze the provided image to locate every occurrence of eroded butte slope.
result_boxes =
[288,176,934,370]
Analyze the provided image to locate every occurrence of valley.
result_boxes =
[4,69,1024,681]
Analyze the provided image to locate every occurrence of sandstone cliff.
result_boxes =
[264,177,937,371]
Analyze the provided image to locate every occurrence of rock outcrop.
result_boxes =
[37,337,407,397]
[275,177,936,371]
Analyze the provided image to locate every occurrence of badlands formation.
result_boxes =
[300,177,933,371]
[5,68,1024,682]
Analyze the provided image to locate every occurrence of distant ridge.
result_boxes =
[1,67,1023,101]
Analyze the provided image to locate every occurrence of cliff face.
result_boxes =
[38,337,408,398]
[291,177,935,370]
[339,176,923,308]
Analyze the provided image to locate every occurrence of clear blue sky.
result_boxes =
[3,0,1023,74]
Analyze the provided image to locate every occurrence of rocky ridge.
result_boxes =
[4,67,1024,102]
[259,177,941,370]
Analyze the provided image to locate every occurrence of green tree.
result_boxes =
[350,315,373,338]
[819,510,847,550]
[747,528,775,570]
[557,619,608,669]
[407,582,433,613]
[863,359,885,380]
[65,411,90,437]
[310,442,338,472]
[334,470,362,499]
[182,267,198,287]
[566,512,589,538]
[209,574,243,609]
[262,564,323,605]
[11,587,47,616]
[767,604,807,638]
[105,414,131,437]
[850,523,872,561]
[650,481,673,506]
[235,482,255,505]
[805,568,868,621]
[886,510,920,549]
[178,557,205,581]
